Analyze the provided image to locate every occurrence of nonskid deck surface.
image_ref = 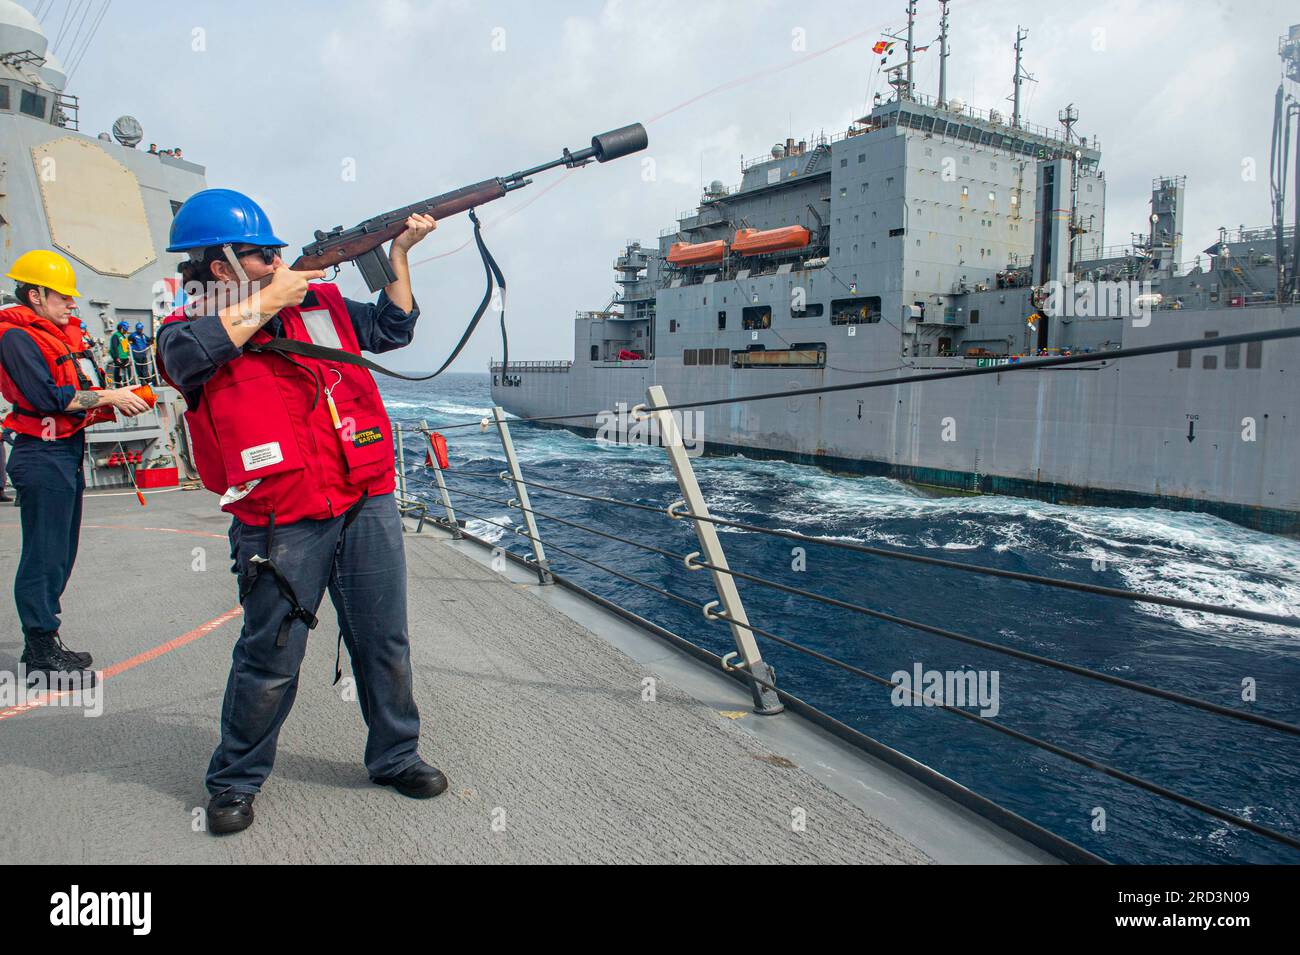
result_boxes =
[0,488,933,864]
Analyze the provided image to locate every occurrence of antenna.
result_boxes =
[1011,26,1035,129]
[1058,103,1079,143]
[904,0,917,102]
[937,0,950,106]
[882,1,919,103]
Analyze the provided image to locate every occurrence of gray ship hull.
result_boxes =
[493,303,1300,534]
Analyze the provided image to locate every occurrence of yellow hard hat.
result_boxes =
[5,249,80,298]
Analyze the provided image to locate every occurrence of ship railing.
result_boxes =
[488,360,572,373]
[103,350,161,390]
[391,324,1300,862]
[1222,223,1297,245]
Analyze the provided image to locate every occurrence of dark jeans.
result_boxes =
[132,358,152,384]
[112,360,129,387]
[6,432,85,637]
[206,493,422,794]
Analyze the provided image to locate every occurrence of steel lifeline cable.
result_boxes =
[436,477,1300,736]
[435,470,1300,628]
[446,503,1300,854]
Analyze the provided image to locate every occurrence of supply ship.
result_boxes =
[492,9,1300,535]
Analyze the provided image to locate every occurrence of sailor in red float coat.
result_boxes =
[156,192,448,834]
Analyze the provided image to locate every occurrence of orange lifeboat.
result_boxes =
[666,239,728,265]
[732,225,811,256]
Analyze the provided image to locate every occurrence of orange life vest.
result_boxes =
[0,304,96,439]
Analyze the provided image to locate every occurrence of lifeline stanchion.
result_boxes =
[492,406,552,584]
[638,384,782,715]
[394,421,409,502]
[421,417,461,539]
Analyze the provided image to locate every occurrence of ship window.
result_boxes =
[170,200,184,217]
[831,297,881,324]
[889,227,905,237]
[840,158,847,167]
[715,348,729,365]
[858,153,865,163]
[591,345,599,360]
[1246,341,1262,368]
[732,344,827,368]
[19,89,47,119]
[1225,343,1240,369]
[0,85,9,110]
[970,309,980,324]
[717,310,727,329]
[791,303,823,318]
[683,349,697,366]
[742,305,772,329]
[1202,355,1217,370]
[698,348,714,366]
[1176,349,1192,368]
[669,320,678,333]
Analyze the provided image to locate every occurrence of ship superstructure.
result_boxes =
[493,14,1300,534]
[0,0,204,489]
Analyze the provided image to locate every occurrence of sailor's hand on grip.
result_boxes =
[262,265,327,311]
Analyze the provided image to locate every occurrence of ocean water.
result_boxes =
[383,373,1300,864]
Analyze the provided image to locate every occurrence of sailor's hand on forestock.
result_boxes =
[392,213,437,253]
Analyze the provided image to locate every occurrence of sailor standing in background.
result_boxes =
[129,322,153,384]
[156,189,446,836]
[0,250,150,683]
[108,320,132,386]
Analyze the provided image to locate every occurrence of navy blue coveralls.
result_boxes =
[0,327,87,641]
[157,291,424,795]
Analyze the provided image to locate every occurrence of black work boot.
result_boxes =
[372,759,449,799]
[207,790,256,835]
[36,633,92,667]
[21,632,92,668]
[23,631,97,688]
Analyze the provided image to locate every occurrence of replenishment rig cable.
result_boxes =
[425,323,1300,429]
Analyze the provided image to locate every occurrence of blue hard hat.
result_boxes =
[135,322,144,331]
[166,188,286,252]
[116,321,128,331]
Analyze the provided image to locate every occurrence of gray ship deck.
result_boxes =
[0,487,1058,864]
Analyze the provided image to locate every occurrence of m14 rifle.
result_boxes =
[293,123,648,291]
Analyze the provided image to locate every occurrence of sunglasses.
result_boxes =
[234,246,284,266]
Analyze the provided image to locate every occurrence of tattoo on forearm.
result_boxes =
[73,391,100,409]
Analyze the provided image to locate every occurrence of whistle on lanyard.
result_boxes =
[325,369,343,430]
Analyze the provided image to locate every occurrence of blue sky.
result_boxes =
[21,0,1299,371]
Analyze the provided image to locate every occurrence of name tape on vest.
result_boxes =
[352,428,384,448]
[240,441,285,471]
